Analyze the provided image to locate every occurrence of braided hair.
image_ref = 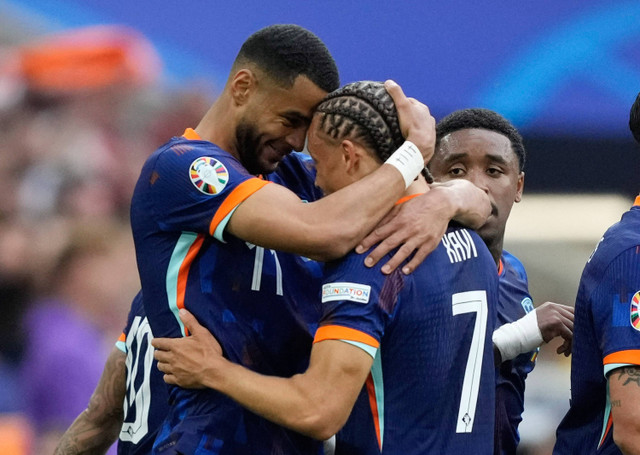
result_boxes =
[315,80,432,182]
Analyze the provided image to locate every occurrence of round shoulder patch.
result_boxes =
[630,291,640,331]
[189,157,229,195]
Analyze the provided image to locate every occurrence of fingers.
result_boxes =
[391,240,438,275]
[356,206,400,254]
[178,308,202,335]
[384,80,407,112]
[151,337,173,352]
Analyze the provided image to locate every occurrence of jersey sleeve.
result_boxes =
[592,247,640,376]
[314,252,404,359]
[144,141,270,239]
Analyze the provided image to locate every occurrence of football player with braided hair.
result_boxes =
[554,93,640,455]
[154,81,499,454]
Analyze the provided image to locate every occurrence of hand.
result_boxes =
[385,80,436,164]
[152,309,224,388]
[535,302,575,356]
[356,185,455,275]
[431,180,491,229]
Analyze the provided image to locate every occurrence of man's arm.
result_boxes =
[153,309,372,440]
[354,179,491,274]
[54,346,126,455]
[609,366,640,455]
[493,302,574,364]
[227,80,436,263]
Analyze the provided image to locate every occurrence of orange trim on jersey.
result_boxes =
[366,373,383,450]
[176,234,205,336]
[497,259,504,276]
[599,413,613,448]
[208,179,272,236]
[634,195,640,207]
[313,325,380,348]
[603,350,640,366]
[394,193,421,206]
[182,128,201,140]
[118,332,126,343]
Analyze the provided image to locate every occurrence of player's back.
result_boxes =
[332,224,498,454]
[554,201,640,454]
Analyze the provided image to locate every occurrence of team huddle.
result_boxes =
[54,24,640,455]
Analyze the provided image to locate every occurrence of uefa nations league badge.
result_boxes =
[189,157,229,195]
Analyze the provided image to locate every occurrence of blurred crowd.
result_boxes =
[0,23,212,454]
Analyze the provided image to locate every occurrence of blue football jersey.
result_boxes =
[130,130,323,455]
[554,197,640,455]
[494,251,538,455]
[117,292,169,455]
[319,225,498,454]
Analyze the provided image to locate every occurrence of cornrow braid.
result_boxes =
[316,81,432,182]
[316,81,402,162]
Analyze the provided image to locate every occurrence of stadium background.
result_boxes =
[0,1,638,453]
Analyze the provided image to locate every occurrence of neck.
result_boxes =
[194,93,238,156]
[405,177,428,198]
[484,236,503,267]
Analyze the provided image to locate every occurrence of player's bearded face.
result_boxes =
[235,118,292,175]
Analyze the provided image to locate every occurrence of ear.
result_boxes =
[341,139,362,176]
[514,171,525,203]
[229,69,256,106]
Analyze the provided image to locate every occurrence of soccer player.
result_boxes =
[154,80,500,454]
[132,24,494,455]
[553,94,640,454]
[427,108,575,454]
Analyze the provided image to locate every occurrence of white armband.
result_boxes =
[492,310,543,362]
[384,141,424,188]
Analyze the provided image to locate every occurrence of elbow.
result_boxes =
[298,412,345,441]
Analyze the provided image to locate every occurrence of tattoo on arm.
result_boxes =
[616,366,640,387]
[54,347,127,454]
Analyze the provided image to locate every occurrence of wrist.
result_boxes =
[492,310,543,362]
[384,141,424,188]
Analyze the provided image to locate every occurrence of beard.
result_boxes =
[235,119,266,175]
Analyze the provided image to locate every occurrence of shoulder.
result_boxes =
[501,250,528,282]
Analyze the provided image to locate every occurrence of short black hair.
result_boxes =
[234,24,339,93]
[629,92,640,144]
[436,108,526,171]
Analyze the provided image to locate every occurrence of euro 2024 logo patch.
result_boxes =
[189,157,229,195]
[630,291,640,331]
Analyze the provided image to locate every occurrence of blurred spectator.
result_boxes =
[19,221,139,454]
[0,20,212,454]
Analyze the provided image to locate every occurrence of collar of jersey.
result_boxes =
[183,127,201,140]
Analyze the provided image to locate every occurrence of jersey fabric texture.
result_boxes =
[130,131,323,455]
[494,251,538,455]
[554,197,640,455]
[116,292,168,455]
[319,225,498,454]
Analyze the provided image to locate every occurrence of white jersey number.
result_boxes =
[120,316,154,443]
[452,290,488,433]
[248,243,283,295]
